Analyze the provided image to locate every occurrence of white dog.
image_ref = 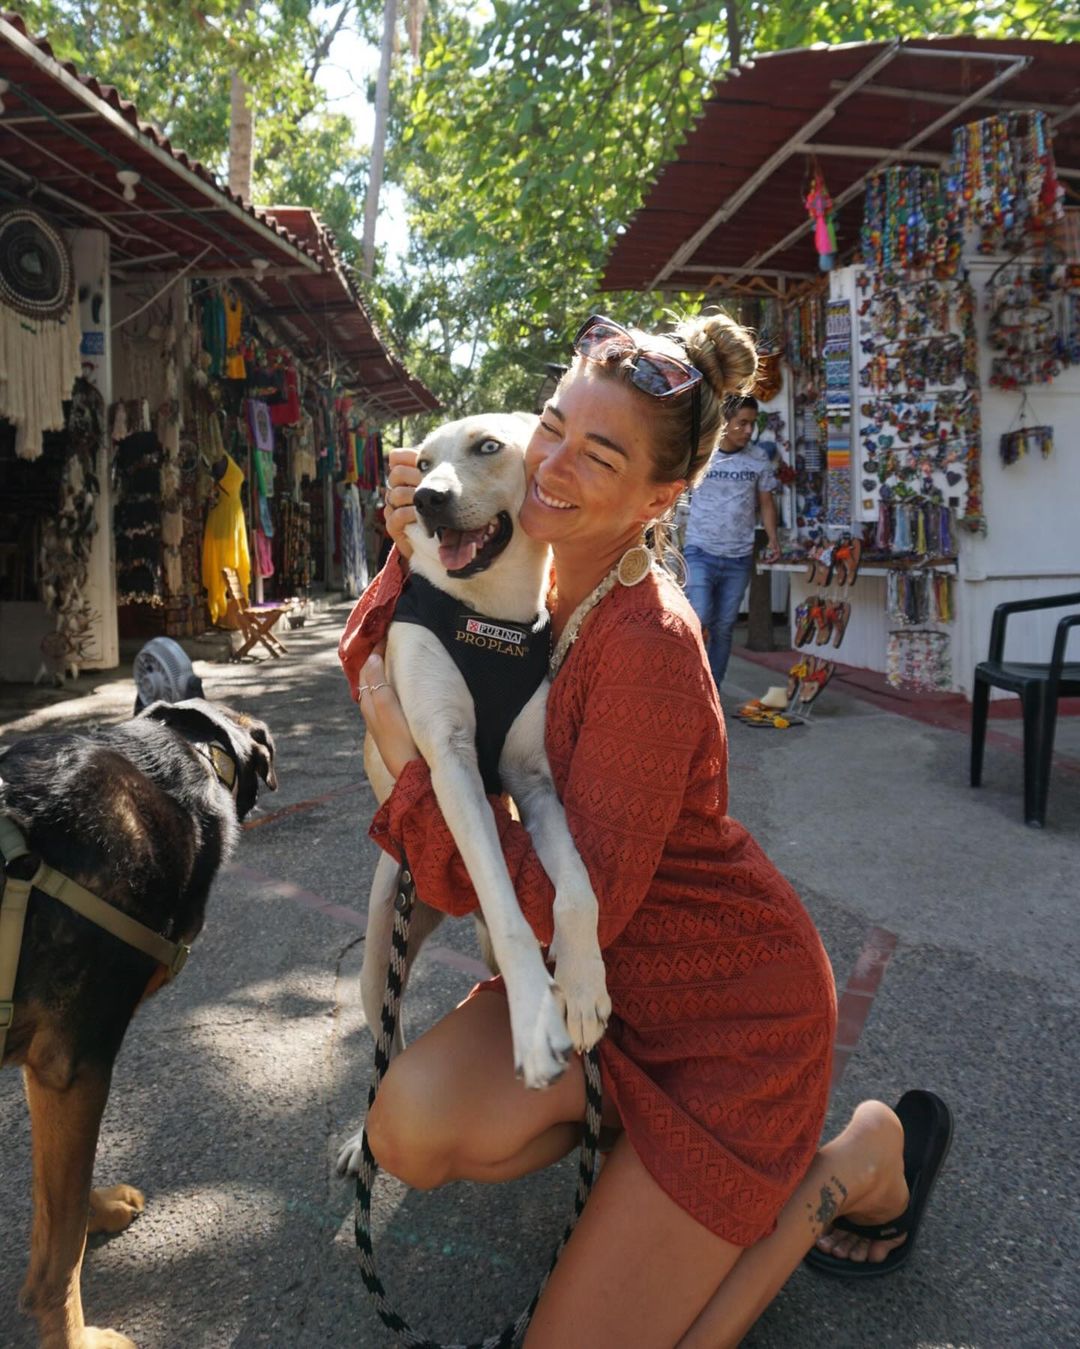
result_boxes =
[339,413,610,1175]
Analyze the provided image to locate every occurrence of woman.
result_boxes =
[683,393,781,691]
[339,313,950,1347]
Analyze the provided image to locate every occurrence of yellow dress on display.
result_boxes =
[202,454,251,623]
[224,290,247,380]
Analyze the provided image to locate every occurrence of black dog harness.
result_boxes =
[393,573,550,793]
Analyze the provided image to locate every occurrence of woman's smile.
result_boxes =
[531,481,577,511]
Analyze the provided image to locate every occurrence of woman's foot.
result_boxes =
[816,1099,909,1267]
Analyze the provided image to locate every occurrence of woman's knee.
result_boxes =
[364,1053,456,1191]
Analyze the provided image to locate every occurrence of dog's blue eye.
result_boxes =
[417,458,431,471]
[476,439,502,455]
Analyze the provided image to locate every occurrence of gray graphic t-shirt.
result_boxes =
[685,446,778,558]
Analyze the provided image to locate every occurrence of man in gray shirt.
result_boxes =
[684,396,780,690]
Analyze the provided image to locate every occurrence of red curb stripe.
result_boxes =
[224,863,490,980]
[242,782,364,831]
[831,925,898,1090]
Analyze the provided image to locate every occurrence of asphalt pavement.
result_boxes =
[0,602,1076,1349]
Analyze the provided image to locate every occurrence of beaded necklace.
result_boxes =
[548,547,655,678]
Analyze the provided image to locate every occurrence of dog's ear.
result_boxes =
[139,699,242,757]
[246,719,278,791]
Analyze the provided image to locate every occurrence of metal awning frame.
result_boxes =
[0,15,322,276]
[648,42,1039,292]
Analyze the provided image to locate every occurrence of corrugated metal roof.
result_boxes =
[0,10,439,416]
[602,37,1080,294]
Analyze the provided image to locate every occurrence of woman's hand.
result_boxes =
[385,448,421,560]
[356,650,420,780]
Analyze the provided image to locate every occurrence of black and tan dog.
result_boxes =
[0,699,276,1349]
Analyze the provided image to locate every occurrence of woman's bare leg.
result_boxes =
[364,989,590,1189]
[525,1100,907,1349]
[525,1134,744,1349]
[678,1100,908,1349]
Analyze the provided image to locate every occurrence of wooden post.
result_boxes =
[745,531,775,652]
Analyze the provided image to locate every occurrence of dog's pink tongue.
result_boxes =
[438,526,487,571]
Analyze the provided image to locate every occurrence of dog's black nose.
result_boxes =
[414,486,452,518]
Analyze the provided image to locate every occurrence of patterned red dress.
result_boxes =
[339,552,836,1247]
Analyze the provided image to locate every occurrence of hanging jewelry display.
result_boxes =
[949,111,1065,254]
[784,291,828,543]
[999,392,1054,466]
[886,568,954,625]
[823,299,853,527]
[986,263,1080,390]
[860,167,962,277]
[856,272,982,539]
[886,629,952,690]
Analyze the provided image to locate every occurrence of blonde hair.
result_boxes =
[562,309,759,568]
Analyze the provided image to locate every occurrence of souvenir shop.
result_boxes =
[764,112,1080,698]
[0,10,435,681]
[602,37,1080,700]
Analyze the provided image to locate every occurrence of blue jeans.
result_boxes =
[684,546,753,689]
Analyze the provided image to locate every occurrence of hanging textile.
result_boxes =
[0,293,82,461]
[202,454,251,623]
[254,526,275,579]
[37,378,103,675]
[340,482,366,598]
[223,289,247,379]
[114,430,164,605]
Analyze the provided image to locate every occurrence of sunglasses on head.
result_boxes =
[572,315,702,475]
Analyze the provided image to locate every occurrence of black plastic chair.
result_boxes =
[971,591,1080,828]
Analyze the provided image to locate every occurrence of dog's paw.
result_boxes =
[336,1128,367,1178]
[509,978,574,1090]
[554,951,611,1053]
[88,1185,145,1235]
[79,1329,137,1348]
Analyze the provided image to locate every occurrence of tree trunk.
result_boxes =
[726,1,742,67]
[362,0,398,279]
[228,1,254,204]
[229,69,253,204]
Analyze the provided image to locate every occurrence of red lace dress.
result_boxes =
[339,552,836,1247]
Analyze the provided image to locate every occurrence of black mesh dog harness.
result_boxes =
[393,573,551,794]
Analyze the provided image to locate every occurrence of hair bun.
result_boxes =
[680,312,758,399]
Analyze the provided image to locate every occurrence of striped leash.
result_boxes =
[354,861,603,1348]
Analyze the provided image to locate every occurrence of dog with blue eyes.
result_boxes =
[338,413,610,1173]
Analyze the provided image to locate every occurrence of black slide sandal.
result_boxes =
[803,1089,953,1279]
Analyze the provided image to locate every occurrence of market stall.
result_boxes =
[0,11,438,679]
[603,36,1080,698]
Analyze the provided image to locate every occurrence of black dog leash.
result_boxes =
[355,861,603,1348]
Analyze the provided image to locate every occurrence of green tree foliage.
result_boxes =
[16,1,372,260]
[386,0,1077,420]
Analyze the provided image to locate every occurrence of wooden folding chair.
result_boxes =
[222,567,289,660]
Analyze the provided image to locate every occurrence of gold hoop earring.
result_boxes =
[617,541,652,587]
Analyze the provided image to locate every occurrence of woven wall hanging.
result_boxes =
[0,207,82,459]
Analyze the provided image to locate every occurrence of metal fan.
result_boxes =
[132,637,205,713]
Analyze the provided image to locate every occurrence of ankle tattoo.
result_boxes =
[807,1175,848,1231]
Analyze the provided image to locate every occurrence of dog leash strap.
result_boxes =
[0,813,35,1048]
[30,864,190,979]
[0,812,188,982]
[355,859,603,1348]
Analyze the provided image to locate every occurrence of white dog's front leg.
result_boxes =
[423,745,572,1089]
[501,688,611,1053]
